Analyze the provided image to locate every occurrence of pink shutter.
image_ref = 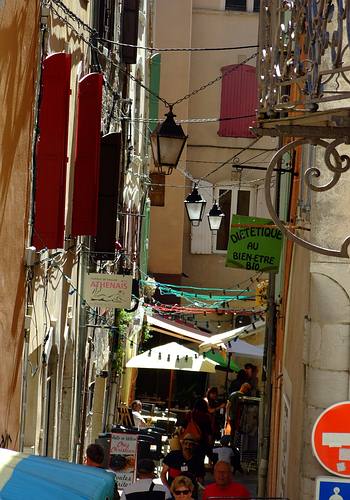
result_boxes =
[218,64,257,138]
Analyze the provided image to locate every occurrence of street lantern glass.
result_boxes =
[150,108,188,175]
[184,187,206,226]
[208,202,225,232]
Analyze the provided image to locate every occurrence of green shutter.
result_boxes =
[149,53,161,132]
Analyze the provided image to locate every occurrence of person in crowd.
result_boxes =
[226,383,252,433]
[229,369,248,394]
[204,387,226,440]
[212,435,233,465]
[85,443,120,499]
[189,398,213,461]
[170,476,195,500]
[131,400,147,429]
[202,461,251,499]
[120,458,171,500]
[85,443,105,468]
[160,433,205,498]
[250,364,260,396]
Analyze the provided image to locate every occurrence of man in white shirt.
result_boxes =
[131,400,147,429]
[120,459,171,500]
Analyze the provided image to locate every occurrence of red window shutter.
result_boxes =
[71,73,103,237]
[120,0,140,64]
[32,53,71,250]
[95,132,121,256]
[218,64,257,138]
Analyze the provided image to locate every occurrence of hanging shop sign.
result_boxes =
[226,215,283,273]
[84,273,132,309]
[109,432,138,488]
[312,401,350,478]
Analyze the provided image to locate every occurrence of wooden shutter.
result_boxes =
[190,180,213,254]
[95,133,121,255]
[33,53,71,250]
[149,172,165,206]
[218,64,257,138]
[71,73,103,237]
[120,0,140,64]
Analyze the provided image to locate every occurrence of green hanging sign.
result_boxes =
[226,215,283,273]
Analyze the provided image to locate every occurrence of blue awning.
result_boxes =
[0,449,115,499]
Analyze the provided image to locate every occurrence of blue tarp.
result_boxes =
[0,449,115,499]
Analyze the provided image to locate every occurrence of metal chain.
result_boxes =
[46,0,258,109]
[49,0,97,35]
[170,52,258,107]
[99,38,259,52]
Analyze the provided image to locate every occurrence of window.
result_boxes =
[215,187,255,252]
[225,0,260,11]
[149,173,165,206]
[218,64,258,138]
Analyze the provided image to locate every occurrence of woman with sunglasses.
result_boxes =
[170,476,194,499]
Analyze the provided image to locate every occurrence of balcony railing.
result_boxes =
[258,0,350,117]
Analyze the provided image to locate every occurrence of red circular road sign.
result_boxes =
[312,401,350,477]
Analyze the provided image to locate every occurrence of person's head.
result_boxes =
[193,397,208,413]
[214,461,233,488]
[236,369,248,381]
[181,434,199,456]
[85,443,105,467]
[239,382,251,394]
[131,399,142,412]
[137,458,156,479]
[206,387,218,400]
[244,363,255,378]
[171,475,194,499]
[220,435,231,447]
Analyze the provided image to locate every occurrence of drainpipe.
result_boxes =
[258,136,282,496]
[19,327,30,452]
[70,237,88,462]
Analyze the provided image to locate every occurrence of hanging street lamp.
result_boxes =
[150,106,188,175]
[184,186,206,226]
[208,202,225,232]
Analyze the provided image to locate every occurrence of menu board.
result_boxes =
[109,433,138,488]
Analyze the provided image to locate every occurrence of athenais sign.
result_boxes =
[226,215,283,273]
[84,273,133,309]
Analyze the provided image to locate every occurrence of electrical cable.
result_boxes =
[99,38,259,52]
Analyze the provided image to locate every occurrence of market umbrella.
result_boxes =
[198,320,265,353]
[0,448,115,500]
[126,341,217,373]
[126,342,218,411]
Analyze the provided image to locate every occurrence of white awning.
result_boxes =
[198,320,265,352]
[146,314,209,344]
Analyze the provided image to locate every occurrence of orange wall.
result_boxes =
[0,0,39,449]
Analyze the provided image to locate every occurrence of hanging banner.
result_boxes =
[226,215,283,273]
[109,432,138,488]
[84,273,132,309]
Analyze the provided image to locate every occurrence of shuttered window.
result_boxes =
[32,53,71,251]
[120,0,140,64]
[71,73,103,237]
[218,64,257,138]
[95,133,121,256]
[225,0,260,11]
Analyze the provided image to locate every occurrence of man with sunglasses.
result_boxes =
[202,461,251,499]
[160,434,205,498]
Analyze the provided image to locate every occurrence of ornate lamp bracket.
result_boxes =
[265,137,350,258]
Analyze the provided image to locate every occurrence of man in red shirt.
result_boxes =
[203,461,251,499]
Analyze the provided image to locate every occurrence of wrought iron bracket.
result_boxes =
[265,137,350,258]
